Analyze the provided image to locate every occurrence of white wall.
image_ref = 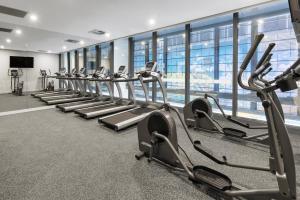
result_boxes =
[0,49,59,94]
[113,38,129,98]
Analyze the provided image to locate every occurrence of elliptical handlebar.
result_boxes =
[238,34,264,91]
[255,43,275,70]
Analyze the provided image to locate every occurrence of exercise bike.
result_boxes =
[135,34,297,200]
[8,69,24,96]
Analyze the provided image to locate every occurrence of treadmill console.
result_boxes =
[118,65,127,74]
[75,67,86,77]
[93,66,105,78]
[40,70,47,76]
[145,62,157,72]
[55,68,66,76]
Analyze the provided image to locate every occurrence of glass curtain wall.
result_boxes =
[78,49,84,69]
[63,52,68,71]
[237,6,300,125]
[70,51,75,71]
[133,38,152,100]
[66,1,300,126]
[155,29,186,107]
[190,23,233,114]
[100,43,111,95]
[86,46,96,92]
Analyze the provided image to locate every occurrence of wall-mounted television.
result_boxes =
[10,56,34,68]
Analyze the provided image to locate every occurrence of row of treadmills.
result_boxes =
[31,62,167,131]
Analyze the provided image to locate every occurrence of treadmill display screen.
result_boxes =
[118,66,126,72]
[146,62,156,71]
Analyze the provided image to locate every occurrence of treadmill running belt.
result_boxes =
[101,107,155,125]
[76,104,117,114]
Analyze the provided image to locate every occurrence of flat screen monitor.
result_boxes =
[10,56,34,68]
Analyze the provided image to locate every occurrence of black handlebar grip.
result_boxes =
[279,58,300,78]
[240,34,264,70]
[256,43,275,70]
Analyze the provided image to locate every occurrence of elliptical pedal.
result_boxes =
[222,127,247,138]
[191,166,232,191]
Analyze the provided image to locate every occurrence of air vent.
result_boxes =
[0,5,27,18]
[89,29,105,35]
[65,39,79,43]
[0,27,13,33]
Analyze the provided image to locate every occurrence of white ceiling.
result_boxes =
[0,0,274,53]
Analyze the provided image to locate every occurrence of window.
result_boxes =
[70,51,75,71]
[78,49,84,69]
[133,39,152,100]
[237,11,300,125]
[100,44,111,95]
[86,46,96,74]
[63,52,68,70]
[190,21,233,113]
[157,31,185,107]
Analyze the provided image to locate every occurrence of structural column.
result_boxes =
[185,24,191,105]
[152,31,158,102]
[232,12,239,117]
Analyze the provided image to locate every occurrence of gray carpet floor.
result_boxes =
[0,94,299,200]
[0,94,45,112]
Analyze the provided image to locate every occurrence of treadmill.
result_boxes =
[74,65,136,119]
[32,68,72,98]
[42,67,94,105]
[56,66,113,112]
[99,62,167,131]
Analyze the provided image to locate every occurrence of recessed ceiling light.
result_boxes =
[0,45,4,49]
[149,19,156,26]
[257,19,264,24]
[105,33,110,38]
[204,42,208,46]
[79,40,85,45]
[29,14,38,22]
[182,33,186,38]
[48,50,52,53]
[141,41,145,45]
[6,38,11,43]
[15,29,22,35]
[62,46,67,50]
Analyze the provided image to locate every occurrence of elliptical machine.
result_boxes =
[136,34,297,200]
[8,69,23,96]
[183,43,287,145]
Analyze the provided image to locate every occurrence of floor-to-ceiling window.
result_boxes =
[86,46,96,92]
[237,3,300,125]
[155,27,185,107]
[78,49,84,69]
[70,51,75,71]
[190,14,233,114]
[63,52,68,71]
[100,43,111,95]
[133,38,152,101]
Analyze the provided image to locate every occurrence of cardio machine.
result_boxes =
[74,65,136,119]
[183,43,286,145]
[135,34,297,200]
[56,66,113,112]
[31,69,54,97]
[42,67,94,105]
[8,69,23,96]
[33,68,71,98]
[99,61,167,131]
